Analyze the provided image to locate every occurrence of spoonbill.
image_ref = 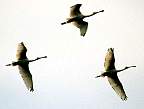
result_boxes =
[6,42,47,92]
[96,48,136,101]
[61,4,104,36]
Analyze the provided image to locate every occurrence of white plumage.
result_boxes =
[16,42,34,92]
[96,48,136,101]
[61,4,104,37]
[6,42,47,92]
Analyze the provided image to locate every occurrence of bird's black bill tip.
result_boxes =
[132,66,136,67]
[126,65,136,69]
[43,56,47,58]
[101,10,104,12]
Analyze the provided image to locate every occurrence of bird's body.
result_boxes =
[96,48,136,101]
[61,4,104,36]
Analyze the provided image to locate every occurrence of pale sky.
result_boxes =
[0,0,144,109]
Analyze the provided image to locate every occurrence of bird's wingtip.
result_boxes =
[30,88,34,92]
[20,42,24,44]
[71,4,82,8]
[121,96,128,101]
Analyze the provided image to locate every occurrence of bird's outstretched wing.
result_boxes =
[16,42,27,60]
[16,42,34,91]
[79,21,88,36]
[104,48,127,101]
[73,20,88,36]
[107,75,127,101]
[18,64,34,92]
[70,4,82,17]
[104,48,115,71]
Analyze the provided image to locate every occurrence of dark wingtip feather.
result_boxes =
[30,88,34,92]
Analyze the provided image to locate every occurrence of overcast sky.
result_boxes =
[0,0,144,109]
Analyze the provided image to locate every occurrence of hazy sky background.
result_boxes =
[0,0,144,109]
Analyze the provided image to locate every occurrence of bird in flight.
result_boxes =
[96,48,136,101]
[61,4,104,37]
[6,42,47,92]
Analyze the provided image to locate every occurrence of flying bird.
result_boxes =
[96,48,136,101]
[6,42,47,92]
[61,4,104,36]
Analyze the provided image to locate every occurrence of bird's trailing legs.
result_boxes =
[5,56,47,66]
[61,17,79,25]
[95,66,136,78]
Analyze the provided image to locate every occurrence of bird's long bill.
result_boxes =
[94,10,104,14]
[129,65,136,68]
[99,10,104,12]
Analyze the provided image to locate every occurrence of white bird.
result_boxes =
[6,42,47,92]
[96,48,136,101]
[61,4,104,37]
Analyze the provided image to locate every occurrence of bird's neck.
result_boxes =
[84,10,104,18]
[116,68,127,73]
[84,13,95,18]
